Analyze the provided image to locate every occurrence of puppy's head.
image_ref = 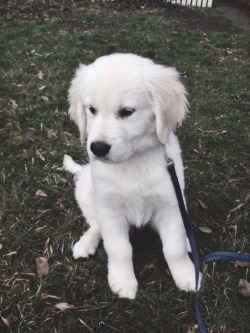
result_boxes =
[68,53,188,163]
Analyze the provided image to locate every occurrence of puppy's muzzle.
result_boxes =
[90,141,111,158]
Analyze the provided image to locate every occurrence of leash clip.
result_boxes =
[163,150,174,168]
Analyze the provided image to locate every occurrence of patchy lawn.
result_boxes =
[0,1,249,332]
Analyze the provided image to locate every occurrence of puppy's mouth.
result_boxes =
[92,155,120,164]
[93,156,110,163]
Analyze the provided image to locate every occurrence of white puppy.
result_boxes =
[64,53,201,299]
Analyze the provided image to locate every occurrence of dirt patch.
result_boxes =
[215,0,250,33]
[229,0,250,17]
[0,0,80,21]
[0,0,162,20]
[0,0,240,34]
[164,5,238,33]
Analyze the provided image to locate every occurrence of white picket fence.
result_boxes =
[166,0,213,7]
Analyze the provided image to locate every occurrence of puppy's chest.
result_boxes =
[95,163,169,227]
[100,189,163,227]
[122,194,162,227]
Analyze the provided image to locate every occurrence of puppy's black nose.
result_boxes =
[90,141,111,158]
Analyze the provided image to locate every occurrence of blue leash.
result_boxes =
[165,155,250,333]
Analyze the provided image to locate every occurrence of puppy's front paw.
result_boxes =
[171,258,202,292]
[175,270,202,292]
[108,264,138,299]
[73,240,96,259]
[72,230,99,259]
[63,155,74,170]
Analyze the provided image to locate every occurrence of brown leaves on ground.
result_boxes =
[197,199,208,210]
[36,257,49,277]
[199,226,212,234]
[37,70,44,80]
[238,279,250,297]
[54,302,75,311]
[228,194,250,213]
[235,260,250,268]
[36,189,47,197]
[75,280,98,301]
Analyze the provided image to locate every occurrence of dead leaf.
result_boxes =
[9,99,18,109]
[75,280,97,301]
[44,237,50,249]
[202,263,208,276]
[54,302,74,311]
[58,178,68,185]
[36,189,47,197]
[41,293,61,300]
[235,261,250,268]
[199,226,212,234]
[193,149,200,154]
[238,279,250,297]
[197,199,207,210]
[41,95,49,101]
[38,71,44,80]
[84,280,97,295]
[36,257,49,277]
[51,197,67,211]
[63,131,73,137]
[229,203,244,213]
[4,251,17,257]
[6,314,17,325]
[39,85,46,91]
[229,195,249,213]
[218,129,228,135]
[36,149,45,161]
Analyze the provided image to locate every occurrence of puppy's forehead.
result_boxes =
[87,56,150,110]
[92,60,143,88]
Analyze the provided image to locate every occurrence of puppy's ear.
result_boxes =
[68,64,87,144]
[145,65,188,144]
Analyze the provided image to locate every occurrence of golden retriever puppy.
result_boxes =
[64,53,201,299]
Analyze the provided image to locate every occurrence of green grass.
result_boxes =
[0,2,249,332]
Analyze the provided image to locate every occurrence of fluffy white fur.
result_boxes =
[64,53,201,299]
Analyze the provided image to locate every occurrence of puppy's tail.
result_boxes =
[63,155,82,174]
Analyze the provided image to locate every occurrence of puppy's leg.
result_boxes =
[73,224,101,259]
[72,165,101,258]
[99,214,138,299]
[152,207,201,291]
[63,155,82,174]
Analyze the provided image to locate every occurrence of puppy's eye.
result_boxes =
[119,108,135,118]
[89,106,96,115]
